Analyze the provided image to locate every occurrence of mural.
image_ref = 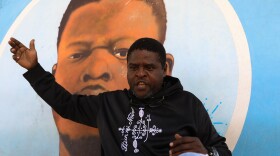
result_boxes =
[5,0,277,155]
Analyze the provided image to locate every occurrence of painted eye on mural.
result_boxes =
[68,51,90,61]
[69,53,85,60]
[113,48,128,60]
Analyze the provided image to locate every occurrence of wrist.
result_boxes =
[206,147,219,156]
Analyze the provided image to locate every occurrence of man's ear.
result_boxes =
[52,63,57,75]
[165,53,174,76]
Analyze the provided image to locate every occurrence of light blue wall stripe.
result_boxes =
[0,0,31,42]
[230,0,280,155]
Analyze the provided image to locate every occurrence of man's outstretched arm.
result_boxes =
[8,38,100,127]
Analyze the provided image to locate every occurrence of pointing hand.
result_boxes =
[8,37,38,70]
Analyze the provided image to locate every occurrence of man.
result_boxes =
[9,37,231,155]
[53,0,174,155]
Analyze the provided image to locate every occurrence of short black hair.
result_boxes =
[57,0,167,49]
[127,37,166,68]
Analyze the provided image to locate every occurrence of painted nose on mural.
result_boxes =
[81,52,112,82]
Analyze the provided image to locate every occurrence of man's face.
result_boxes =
[55,0,161,95]
[127,50,166,99]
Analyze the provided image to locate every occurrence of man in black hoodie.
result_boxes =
[8,37,231,156]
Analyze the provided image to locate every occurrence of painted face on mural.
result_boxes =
[55,0,162,95]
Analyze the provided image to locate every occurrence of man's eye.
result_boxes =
[113,48,128,60]
[129,66,138,71]
[145,66,154,71]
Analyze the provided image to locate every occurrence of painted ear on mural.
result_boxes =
[52,63,57,75]
[166,53,174,76]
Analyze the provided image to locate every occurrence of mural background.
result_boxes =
[0,0,279,155]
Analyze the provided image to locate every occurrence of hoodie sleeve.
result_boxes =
[23,63,101,127]
[193,95,232,156]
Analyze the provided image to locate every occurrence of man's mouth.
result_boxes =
[136,81,147,90]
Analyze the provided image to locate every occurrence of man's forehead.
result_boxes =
[128,50,161,61]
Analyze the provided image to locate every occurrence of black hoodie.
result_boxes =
[24,64,231,156]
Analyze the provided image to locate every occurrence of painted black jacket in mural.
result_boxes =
[23,64,231,156]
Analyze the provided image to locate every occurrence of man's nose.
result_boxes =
[136,67,146,77]
[81,50,112,82]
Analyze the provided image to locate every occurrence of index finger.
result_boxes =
[171,136,197,147]
[10,37,27,49]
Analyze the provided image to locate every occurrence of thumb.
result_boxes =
[29,39,35,50]
[175,133,182,139]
